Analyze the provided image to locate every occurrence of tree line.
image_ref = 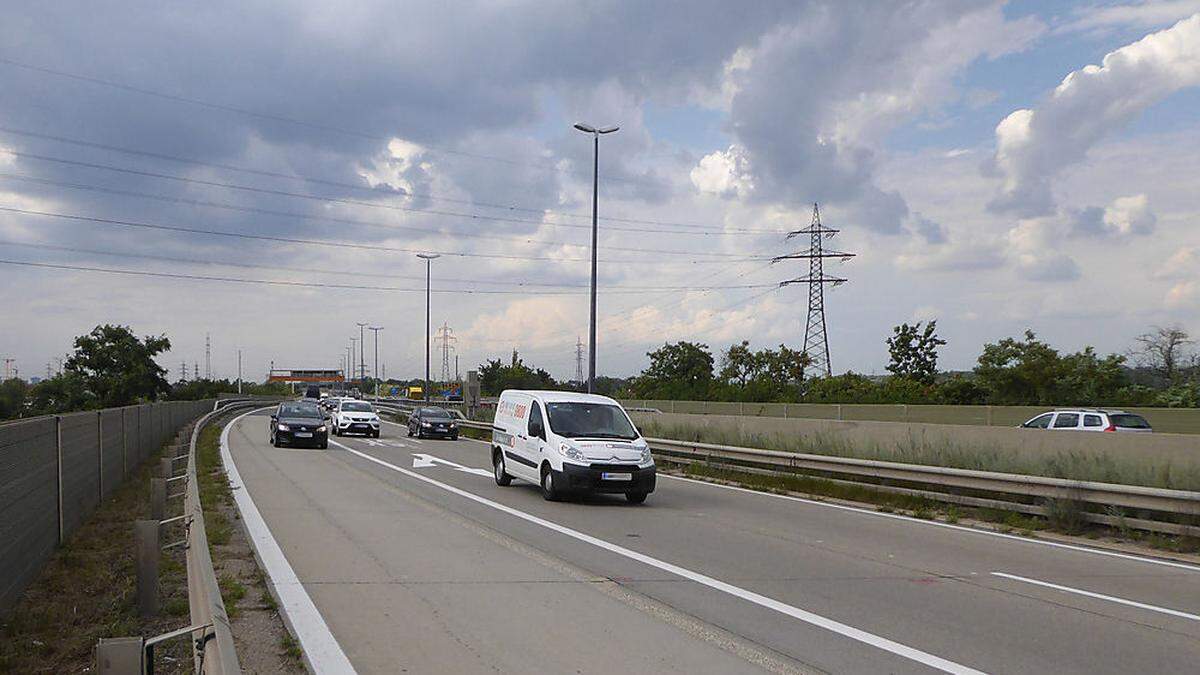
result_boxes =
[1,324,287,421]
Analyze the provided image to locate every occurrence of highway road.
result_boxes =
[221,409,1200,674]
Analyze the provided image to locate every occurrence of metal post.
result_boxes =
[122,408,128,478]
[151,478,166,521]
[836,404,843,421]
[55,416,64,545]
[417,254,439,402]
[97,411,104,502]
[588,132,598,394]
[986,405,993,426]
[135,520,159,617]
[160,457,172,480]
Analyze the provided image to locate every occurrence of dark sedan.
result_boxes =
[270,402,329,448]
[408,407,459,439]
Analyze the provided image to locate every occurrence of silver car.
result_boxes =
[1020,409,1152,433]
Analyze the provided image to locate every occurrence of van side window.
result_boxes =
[528,402,545,438]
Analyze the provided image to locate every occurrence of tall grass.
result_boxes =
[638,418,1200,492]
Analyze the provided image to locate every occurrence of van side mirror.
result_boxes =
[529,420,544,440]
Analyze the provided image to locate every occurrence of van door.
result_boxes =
[511,401,546,477]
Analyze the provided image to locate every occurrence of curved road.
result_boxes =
[222,409,1200,674]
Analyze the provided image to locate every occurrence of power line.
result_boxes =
[3,151,772,255]
[0,125,786,235]
[0,239,776,291]
[0,203,752,265]
[0,56,677,191]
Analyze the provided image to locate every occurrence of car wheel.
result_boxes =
[372,430,380,438]
[540,466,561,502]
[450,433,459,441]
[407,425,414,437]
[318,441,328,449]
[625,491,648,505]
[493,450,512,486]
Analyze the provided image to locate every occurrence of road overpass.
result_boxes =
[221,408,1200,674]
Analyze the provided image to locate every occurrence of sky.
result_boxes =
[1,1,1199,383]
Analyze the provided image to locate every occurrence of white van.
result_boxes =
[491,390,656,503]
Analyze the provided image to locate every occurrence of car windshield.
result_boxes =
[280,404,322,418]
[342,402,373,412]
[1110,413,1151,429]
[422,408,450,418]
[545,402,638,440]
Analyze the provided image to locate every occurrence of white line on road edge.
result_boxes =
[991,572,1200,622]
[223,411,357,674]
[658,474,1200,573]
[333,440,984,675]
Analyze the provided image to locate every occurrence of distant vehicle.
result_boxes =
[408,407,459,440]
[405,385,424,399]
[304,384,321,399]
[491,390,655,504]
[1020,409,1152,433]
[270,402,328,448]
[331,399,381,437]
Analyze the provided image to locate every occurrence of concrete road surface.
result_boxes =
[223,409,1200,674]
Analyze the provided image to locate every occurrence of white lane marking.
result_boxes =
[991,572,1200,622]
[658,474,1200,573]
[223,411,357,674]
[411,452,493,477]
[333,440,983,675]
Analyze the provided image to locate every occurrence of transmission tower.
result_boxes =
[194,363,200,380]
[180,361,187,382]
[435,322,457,385]
[772,203,855,377]
[204,333,212,379]
[574,337,585,384]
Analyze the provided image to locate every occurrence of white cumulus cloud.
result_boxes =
[987,13,1200,216]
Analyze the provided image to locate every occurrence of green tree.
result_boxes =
[973,331,1066,405]
[0,377,29,419]
[64,324,172,407]
[633,341,713,399]
[27,372,95,415]
[886,320,946,384]
[1058,347,1128,405]
[478,350,556,395]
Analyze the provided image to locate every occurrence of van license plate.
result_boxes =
[601,472,632,481]
[295,432,313,438]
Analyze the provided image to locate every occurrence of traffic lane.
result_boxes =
[386,426,1200,614]
[337,430,1200,674]
[226,412,791,675]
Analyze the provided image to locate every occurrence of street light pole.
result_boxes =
[416,253,440,403]
[356,322,367,384]
[573,122,619,394]
[369,326,383,398]
[349,337,357,391]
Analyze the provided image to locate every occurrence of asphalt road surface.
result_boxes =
[222,409,1200,674]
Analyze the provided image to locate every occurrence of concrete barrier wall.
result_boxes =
[0,399,213,616]
[631,411,1200,488]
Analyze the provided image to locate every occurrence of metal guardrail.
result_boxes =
[180,404,247,674]
[647,437,1200,537]
[385,408,1200,537]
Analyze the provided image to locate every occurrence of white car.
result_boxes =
[490,390,655,503]
[1020,409,1152,433]
[331,399,381,437]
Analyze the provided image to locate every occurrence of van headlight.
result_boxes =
[558,442,585,462]
[639,445,653,465]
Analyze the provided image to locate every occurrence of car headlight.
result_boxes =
[449,422,457,428]
[316,425,326,432]
[277,423,290,431]
[558,442,585,462]
[639,445,653,464]
[421,421,432,427]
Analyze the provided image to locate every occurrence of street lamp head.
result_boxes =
[598,126,619,134]
[573,122,596,134]
[416,253,440,260]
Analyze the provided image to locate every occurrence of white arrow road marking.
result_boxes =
[411,452,492,477]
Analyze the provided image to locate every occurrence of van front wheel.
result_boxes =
[540,467,561,501]
[493,450,512,486]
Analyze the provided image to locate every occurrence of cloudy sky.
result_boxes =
[2,1,1199,383]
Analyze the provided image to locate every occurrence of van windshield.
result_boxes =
[545,402,638,440]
